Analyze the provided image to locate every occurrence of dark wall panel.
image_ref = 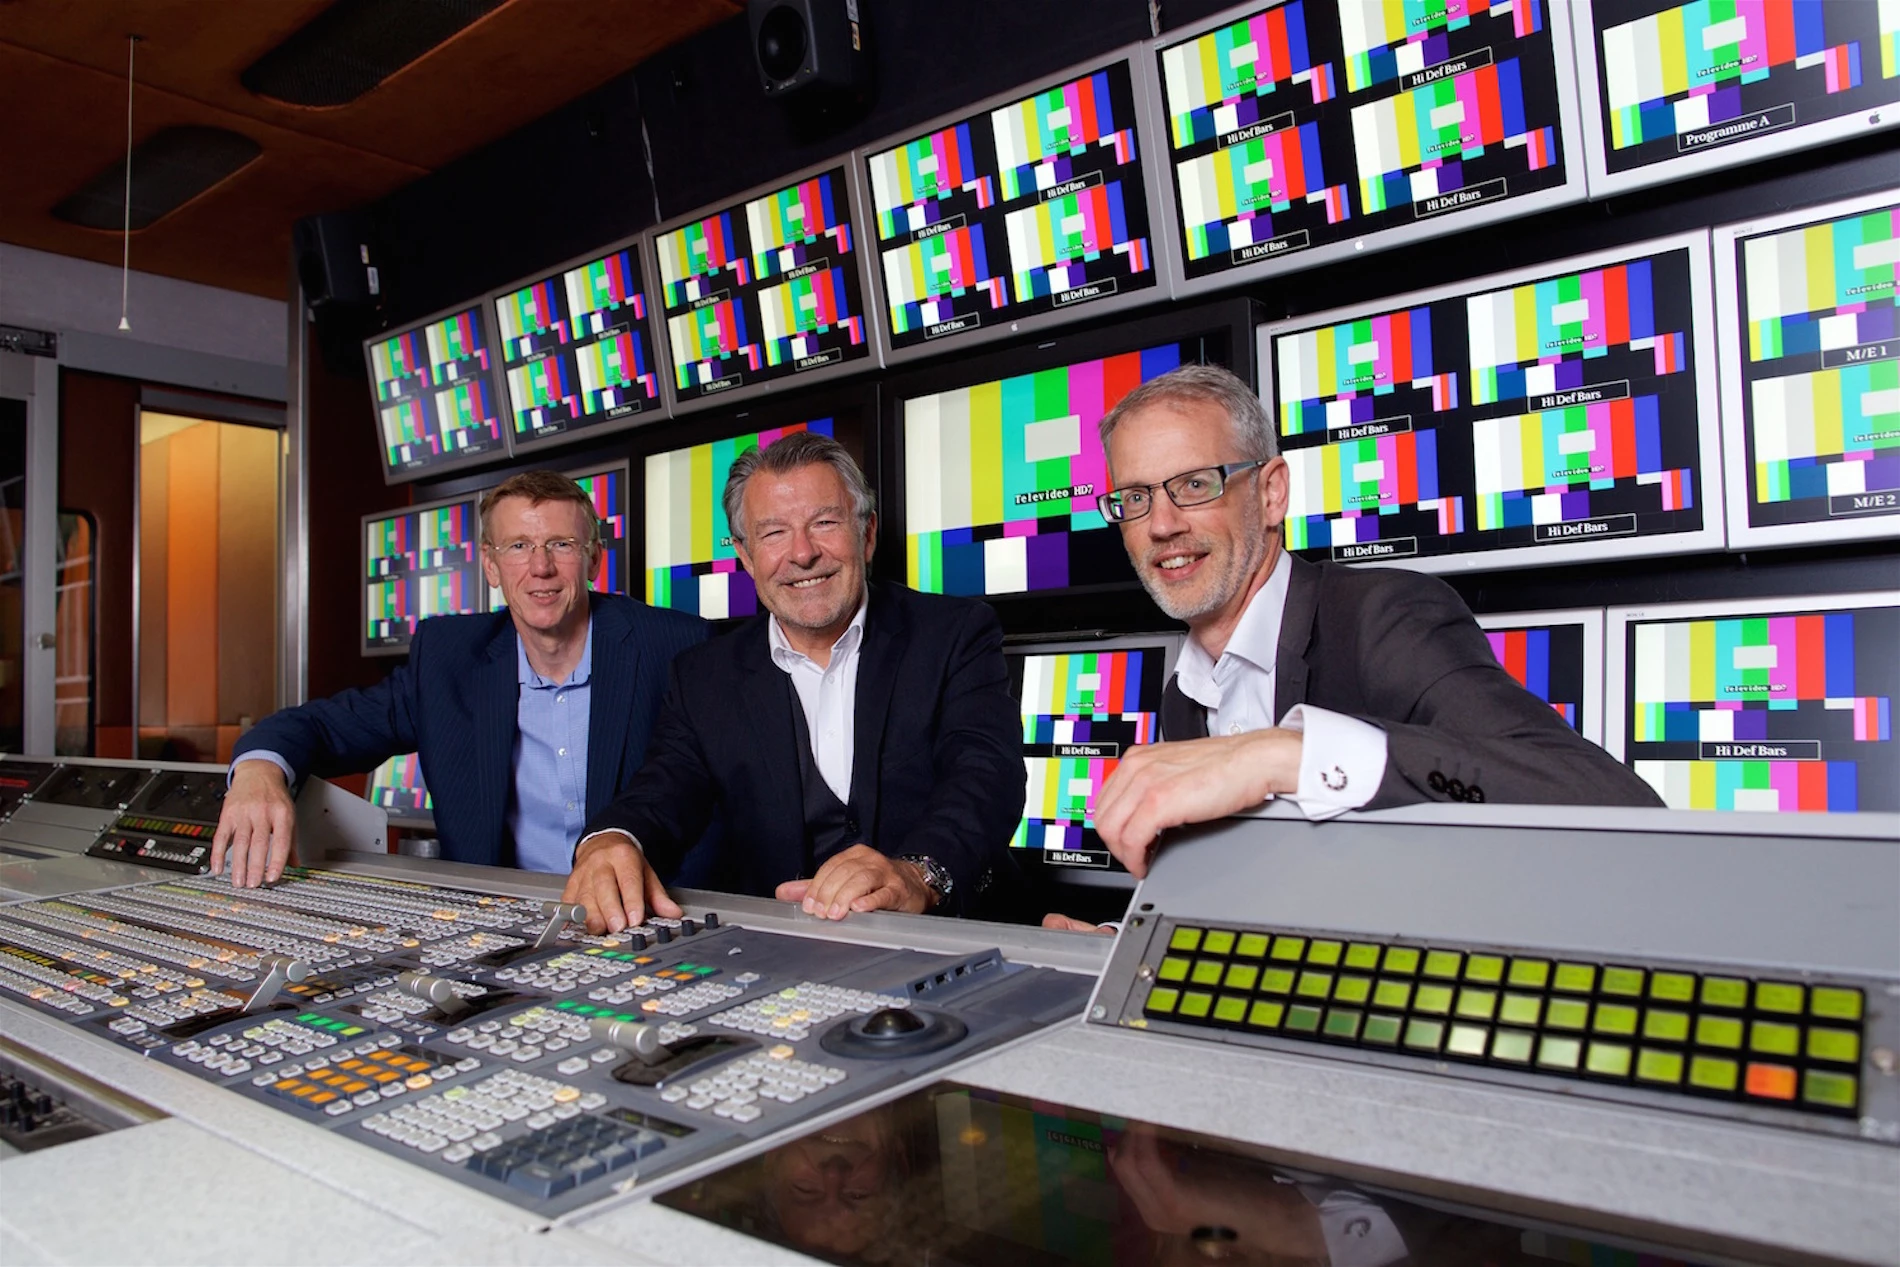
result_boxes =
[58,369,139,755]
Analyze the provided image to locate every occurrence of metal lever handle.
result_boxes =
[395,971,461,1006]
[243,953,311,1012]
[532,901,590,949]
[588,1015,671,1066]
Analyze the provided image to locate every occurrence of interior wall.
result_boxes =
[58,369,138,756]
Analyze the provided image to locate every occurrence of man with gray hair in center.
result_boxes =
[563,431,1026,934]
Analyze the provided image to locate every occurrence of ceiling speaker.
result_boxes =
[746,0,865,96]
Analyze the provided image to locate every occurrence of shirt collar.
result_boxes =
[768,594,869,673]
[1175,549,1292,711]
[518,615,594,689]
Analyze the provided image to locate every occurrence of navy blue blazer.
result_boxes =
[578,582,1025,917]
[234,592,709,867]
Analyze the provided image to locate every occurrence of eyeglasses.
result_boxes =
[1096,461,1268,524]
[486,537,588,566]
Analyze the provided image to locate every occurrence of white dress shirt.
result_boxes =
[1172,551,1388,819]
[768,598,868,803]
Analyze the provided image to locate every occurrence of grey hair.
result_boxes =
[722,430,876,543]
[1096,363,1278,467]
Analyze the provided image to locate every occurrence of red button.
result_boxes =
[1745,1063,1797,1100]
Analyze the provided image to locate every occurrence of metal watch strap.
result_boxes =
[897,854,953,906]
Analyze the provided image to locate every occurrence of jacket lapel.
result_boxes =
[1160,675,1209,740]
[847,583,898,831]
[739,619,807,864]
[474,621,520,866]
[1275,553,1320,721]
[584,596,639,819]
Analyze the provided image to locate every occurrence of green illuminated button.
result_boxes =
[1537,1036,1583,1070]
[1169,928,1203,952]
[1754,981,1803,1014]
[1553,963,1596,994]
[1158,957,1190,983]
[1333,976,1372,1005]
[1202,930,1236,955]
[1689,1055,1739,1093]
[1235,933,1270,959]
[1307,940,1343,966]
[1344,943,1382,970]
[1491,1029,1535,1064]
[1637,1049,1684,1085]
[1749,1021,1800,1057]
[1382,947,1421,975]
[1643,1010,1690,1042]
[1455,988,1497,1021]
[1650,972,1695,1003]
[1213,995,1248,1024]
[1324,1008,1363,1039]
[1811,987,1863,1022]
[1270,936,1307,961]
[1700,977,1748,1010]
[1499,994,1543,1027]
[1446,1024,1488,1058]
[1545,998,1590,1031]
[1585,1043,1633,1078]
[1695,1016,1743,1049]
[1373,980,1413,1009]
[1807,1028,1861,1064]
[1464,954,1505,984]
[1601,967,1645,998]
[1286,1004,1323,1033]
[1363,1014,1404,1045]
[1179,992,1213,1019]
[1223,964,1260,991]
[1403,1018,1445,1051]
[1247,1000,1285,1029]
[1145,987,1179,1015]
[1801,1069,1858,1110]
[1259,968,1295,995]
[1507,959,1551,988]
[1191,960,1225,986]
[1413,984,1454,1015]
[1423,950,1463,979]
[1296,971,1334,999]
[1593,1004,1639,1036]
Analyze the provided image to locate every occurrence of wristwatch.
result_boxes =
[897,855,953,908]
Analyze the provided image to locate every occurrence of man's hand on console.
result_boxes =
[775,845,935,920]
[211,760,299,888]
[1092,729,1302,877]
[1041,913,1116,935]
[563,833,684,934]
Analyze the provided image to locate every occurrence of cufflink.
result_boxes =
[1320,765,1348,792]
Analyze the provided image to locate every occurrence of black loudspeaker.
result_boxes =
[746,0,865,96]
[293,212,379,309]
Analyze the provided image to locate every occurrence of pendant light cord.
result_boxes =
[119,35,140,331]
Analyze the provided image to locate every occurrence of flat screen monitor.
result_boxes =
[366,753,433,828]
[640,397,872,621]
[1606,591,1900,813]
[363,303,509,483]
[1715,190,1900,550]
[649,161,879,413]
[1573,0,1900,198]
[362,495,484,655]
[1006,633,1181,877]
[1150,0,1584,299]
[861,46,1168,364]
[892,300,1255,599]
[491,241,664,454]
[1259,229,1725,573]
[1475,607,1605,748]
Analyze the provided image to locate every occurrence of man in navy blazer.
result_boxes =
[213,471,707,886]
[562,433,1024,933]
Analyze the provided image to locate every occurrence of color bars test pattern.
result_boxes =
[1736,199,1900,528]
[367,307,505,476]
[645,420,835,619]
[1625,603,1900,813]
[904,342,1185,597]
[1484,625,1587,732]
[1157,0,1569,285]
[1013,647,1165,866]
[1591,0,1900,175]
[493,247,659,442]
[367,754,432,816]
[364,501,481,649]
[865,61,1155,350]
[1271,243,1708,566]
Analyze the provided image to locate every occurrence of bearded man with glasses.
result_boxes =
[1054,364,1659,895]
[214,470,708,886]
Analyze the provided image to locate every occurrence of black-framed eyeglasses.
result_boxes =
[1096,461,1268,524]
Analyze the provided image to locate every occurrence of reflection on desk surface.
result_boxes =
[658,1083,1729,1267]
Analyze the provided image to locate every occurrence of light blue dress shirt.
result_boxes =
[509,620,593,874]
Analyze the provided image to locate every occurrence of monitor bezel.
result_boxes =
[856,41,1177,368]
[365,752,435,830]
[1147,0,1589,301]
[1570,0,1900,200]
[359,492,487,658]
[1257,227,1729,575]
[361,297,515,487]
[880,296,1260,605]
[563,457,635,599]
[646,155,886,417]
[486,233,671,458]
[1005,629,1185,887]
[1713,188,1900,552]
[1473,606,1607,749]
[1602,588,1900,767]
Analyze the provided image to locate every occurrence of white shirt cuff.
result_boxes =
[1278,704,1387,821]
[231,751,296,786]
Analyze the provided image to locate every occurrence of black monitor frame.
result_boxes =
[360,492,486,658]
[361,299,513,486]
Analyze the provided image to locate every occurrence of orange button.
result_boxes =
[1745,1062,1797,1100]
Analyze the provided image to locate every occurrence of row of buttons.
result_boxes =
[492,948,656,993]
[657,1045,846,1120]
[707,983,909,1042]
[458,1112,667,1198]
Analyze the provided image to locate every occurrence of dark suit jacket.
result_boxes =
[233,592,709,867]
[579,581,1025,916]
[1161,555,1662,808]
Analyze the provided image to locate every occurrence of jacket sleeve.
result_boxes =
[574,665,719,877]
[230,635,424,782]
